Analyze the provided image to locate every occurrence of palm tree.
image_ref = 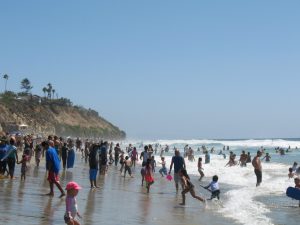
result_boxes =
[47,83,52,99]
[20,78,33,94]
[52,89,55,99]
[3,74,8,92]
[42,87,47,97]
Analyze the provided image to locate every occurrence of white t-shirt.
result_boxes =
[209,181,219,192]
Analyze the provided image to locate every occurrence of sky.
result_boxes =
[0,1,300,140]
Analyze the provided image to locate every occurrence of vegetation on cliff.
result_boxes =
[0,76,126,139]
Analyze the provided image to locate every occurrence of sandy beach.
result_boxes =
[0,152,236,225]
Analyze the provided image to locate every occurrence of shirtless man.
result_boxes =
[252,151,262,187]
[239,150,247,167]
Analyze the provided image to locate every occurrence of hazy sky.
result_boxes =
[1,1,300,139]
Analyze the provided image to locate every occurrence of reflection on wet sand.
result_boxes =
[0,154,235,225]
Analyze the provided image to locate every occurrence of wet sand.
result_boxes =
[0,154,237,225]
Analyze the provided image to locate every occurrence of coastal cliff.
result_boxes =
[0,93,126,139]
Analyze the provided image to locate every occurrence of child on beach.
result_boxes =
[203,175,220,200]
[151,156,156,173]
[130,147,138,167]
[119,153,125,173]
[198,157,204,181]
[124,156,133,178]
[17,154,27,181]
[144,159,154,193]
[179,169,205,205]
[35,144,42,167]
[159,157,167,177]
[64,181,82,225]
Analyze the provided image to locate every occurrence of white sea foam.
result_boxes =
[125,139,297,225]
[158,154,293,225]
[133,139,300,148]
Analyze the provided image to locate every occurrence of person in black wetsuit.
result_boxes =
[61,142,68,170]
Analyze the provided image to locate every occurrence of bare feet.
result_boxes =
[59,193,66,198]
[45,192,54,197]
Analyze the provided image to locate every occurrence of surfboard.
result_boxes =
[286,187,300,201]
[67,149,75,169]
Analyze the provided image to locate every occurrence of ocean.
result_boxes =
[125,138,300,225]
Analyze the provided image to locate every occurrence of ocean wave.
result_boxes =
[160,154,293,225]
[127,139,300,148]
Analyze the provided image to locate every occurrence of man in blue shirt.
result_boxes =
[0,137,8,176]
[169,149,186,192]
[42,141,65,198]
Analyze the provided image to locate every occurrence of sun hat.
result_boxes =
[66,181,82,190]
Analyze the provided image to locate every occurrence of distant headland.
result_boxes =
[0,76,126,139]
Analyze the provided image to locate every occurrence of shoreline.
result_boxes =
[0,152,238,225]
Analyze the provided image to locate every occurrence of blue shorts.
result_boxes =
[89,169,98,180]
[159,167,167,175]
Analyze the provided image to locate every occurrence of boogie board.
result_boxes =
[67,149,75,169]
[286,187,300,201]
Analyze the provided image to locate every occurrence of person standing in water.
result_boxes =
[262,153,271,162]
[169,150,186,192]
[89,144,99,188]
[131,147,138,168]
[114,143,122,166]
[205,151,210,164]
[246,152,252,164]
[252,151,262,187]
[42,141,65,198]
[64,181,82,225]
[198,157,204,181]
[144,159,154,193]
[61,142,68,170]
[3,137,18,179]
[17,154,27,181]
[140,145,149,167]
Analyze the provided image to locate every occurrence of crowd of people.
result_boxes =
[1,133,300,224]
